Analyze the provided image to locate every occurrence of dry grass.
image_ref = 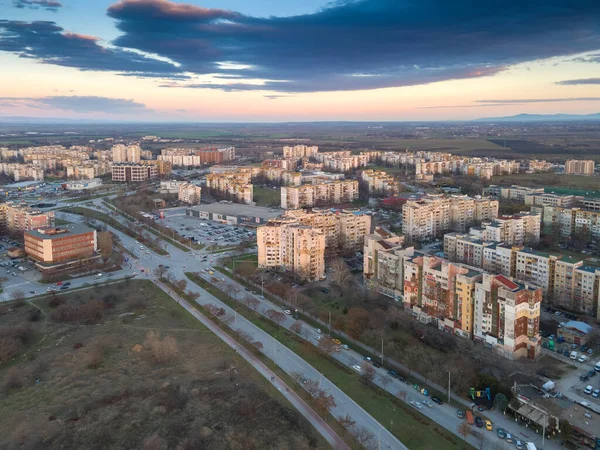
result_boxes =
[0,280,329,450]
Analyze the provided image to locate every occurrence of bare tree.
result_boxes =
[154,266,167,279]
[331,258,353,288]
[264,309,285,325]
[10,290,25,307]
[361,362,375,384]
[337,414,356,430]
[457,422,471,440]
[290,322,303,335]
[314,391,336,416]
[97,231,113,260]
[318,336,338,355]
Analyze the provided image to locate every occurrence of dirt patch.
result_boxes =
[0,280,327,450]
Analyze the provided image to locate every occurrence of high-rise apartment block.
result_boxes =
[360,170,402,197]
[257,209,371,281]
[402,195,498,241]
[0,202,55,233]
[474,274,542,360]
[158,147,235,167]
[280,180,358,209]
[178,183,202,205]
[565,159,595,176]
[111,144,142,163]
[283,145,318,161]
[111,163,158,182]
[205,171,253,204]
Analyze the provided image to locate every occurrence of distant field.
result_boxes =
[491,172,600,195]
[0,280,327,450]
[253,186,281,207]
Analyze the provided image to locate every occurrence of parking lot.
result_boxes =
[159,213,256,247]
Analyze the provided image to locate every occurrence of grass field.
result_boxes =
[54,218,71,226]
[0,280,329,450]
[491,172,600,195]
[186,273,474,450]
[253,186,281,207]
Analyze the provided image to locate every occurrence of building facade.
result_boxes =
[280,180,359,209]
[565,159,595,176]
[178,182,202,205]
[24,224,97,264]
[111,163,158,182]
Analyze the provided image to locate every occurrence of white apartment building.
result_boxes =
[524,193,582,208]
[280,180,358,209]
[360,169,401,197]
[111,163,158,182]
[543,206,600,239]
[205,171,253,204]
[402,195,498,241]
[178,182,202,205]
[282,145,318,161]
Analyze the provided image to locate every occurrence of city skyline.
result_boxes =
[1,0,600,121]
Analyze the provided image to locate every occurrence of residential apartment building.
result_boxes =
[514,248,557,295]
[111,163,158,182]
[257,218,326,282]
[24,224,97,264]
[258,209,371,280]
[205,170,253,204]
[158,147,235,167]
[402,195,498,241]
[543,206,600,240]
[0,202,55,233]
[111,144,141,163]
[280,180,358,209]
[363,227,413,300]
[360,170,402,197]
[0,163,44,181]
[140,159,172,175]
[178,182,202,205]
[283,145,318,161]
[565,159,595,176]
[524,193,581,208]
[473,274,542,360]
[469,212,541,246]
[485,185,545,202]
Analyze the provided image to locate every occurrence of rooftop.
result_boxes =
[1,181,43,190]
[563,321,593,334]
[25,223,94,240]
[187,203,282,220]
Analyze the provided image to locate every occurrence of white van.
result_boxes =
[584,385,594,395]
[595,361,600,372]
[570,351,578,360]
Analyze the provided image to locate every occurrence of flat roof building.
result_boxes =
[186,203,281,226]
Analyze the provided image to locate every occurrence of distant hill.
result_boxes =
[477,113,600,122]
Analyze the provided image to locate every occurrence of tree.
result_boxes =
[473,431,486,450]
[10,290,25,307]
[360,362,375,384]
[264,309,285,324]
[314,391,336,416]
[338,414,356,430]
[346,308,369,341]
[154,266,167,279]
[457,421,471,440]
[493,393,508,413]
[175,279,187,292]
[331,258,353,288]
[284,288,298,307]
[318,336,338,355]
[404,345,421,375]
[290,322,303,335]
[97,231,113,260]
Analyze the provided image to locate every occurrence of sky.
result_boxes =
[0,0,599,122]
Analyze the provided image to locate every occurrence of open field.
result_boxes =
[0,280,328,450]
[490,172,600,196]
[253,186,281,207]
[186,272,474,450]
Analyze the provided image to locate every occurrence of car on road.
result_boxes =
[315,328,322,334]
[29,291,36,294]
[593,389,600,398]
[422,400,432,407]
[363,356,372,362]
[578,355,589,363]
[496,428,506,439]
[321,288,329,294]
[456,409,465,419]
[505,432,513,443]
[352,365,361,373]
[314,335,321,341]
[388,370,398,378]
[56,281,63,286]
[584,385,593,395]
[515,439,524,449]
[475,416,484,428]
[341,344,349,350]
[431,397,443,405]
[64,282,70,286]
[283,310,291,315]
[485,420,493,431]
[580,374,589,382]
[411,401,423,409]
[372,361,381,368]
[60,285,69,290]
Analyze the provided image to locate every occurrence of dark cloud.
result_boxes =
[107,0,600,92]
[0,95,150,113]
[14,0,62,10]
[477,97,600,104]
[0,20,184,77]
[556,78,600,85]
[2,0,600,92]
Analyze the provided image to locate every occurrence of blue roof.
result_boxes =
[564,321,593,334]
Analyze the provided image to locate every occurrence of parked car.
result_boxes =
[485,420,493,431]
[580,374,590,382]
[352,365,361,373]
[496,428,506,439]
[456,410,465,419]
[505,433,513,443]
[475,417,484,428]
[588,370,596,377]
[431,397,443,405]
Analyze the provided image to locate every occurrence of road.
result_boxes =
[157,279,350,450]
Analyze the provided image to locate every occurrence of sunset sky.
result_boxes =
[1,0,599,121]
